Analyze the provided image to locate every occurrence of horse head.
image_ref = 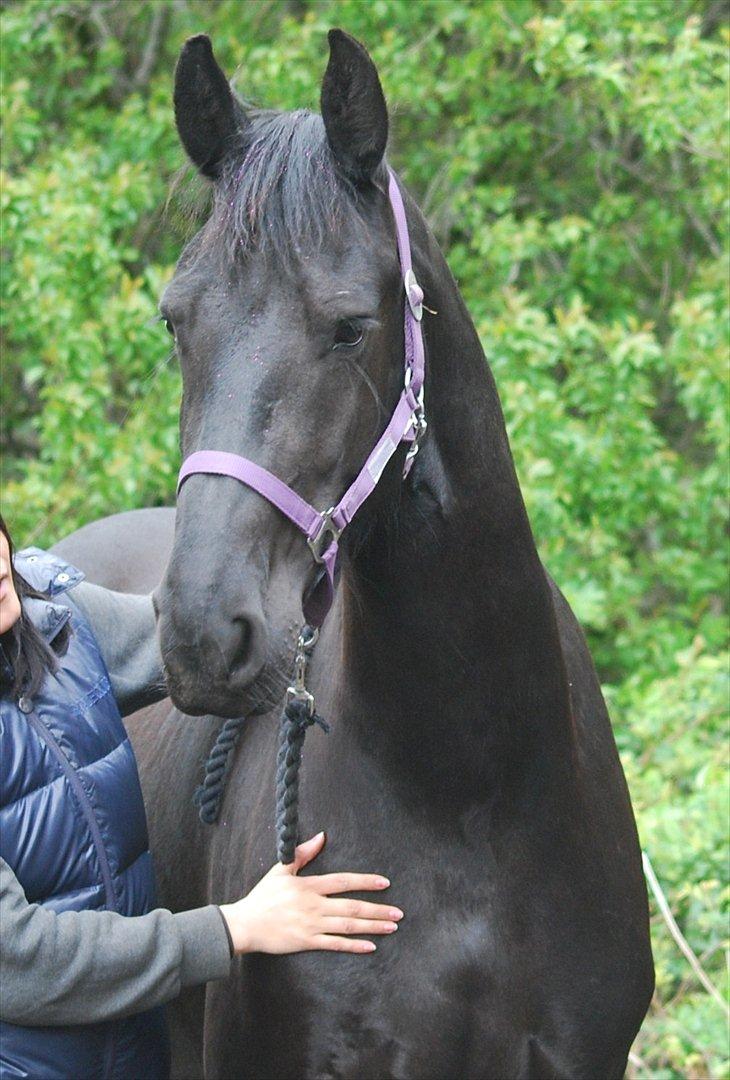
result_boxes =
[156,31,412,717]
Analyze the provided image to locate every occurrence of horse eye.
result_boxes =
[333,319,363,349]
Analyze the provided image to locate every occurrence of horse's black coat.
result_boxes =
[60,29,654,1080]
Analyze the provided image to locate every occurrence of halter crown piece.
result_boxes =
[181,169,427,859]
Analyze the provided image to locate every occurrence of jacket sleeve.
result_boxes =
[0,858,232,1026]
[67,581,168,717]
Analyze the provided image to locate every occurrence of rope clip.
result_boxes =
[285,625,319,716]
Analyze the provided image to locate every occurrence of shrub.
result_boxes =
[2,3,727,1073]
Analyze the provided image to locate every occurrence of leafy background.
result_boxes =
[1,1,727,1074]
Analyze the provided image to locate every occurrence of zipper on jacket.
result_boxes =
[25,709,119,914]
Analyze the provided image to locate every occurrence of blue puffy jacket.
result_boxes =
[0,549,170,1080]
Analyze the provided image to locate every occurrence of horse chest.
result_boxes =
[204,863,627,1080]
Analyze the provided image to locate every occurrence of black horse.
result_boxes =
[56,30,653,1080]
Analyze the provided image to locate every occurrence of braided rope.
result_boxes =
[275,699,330,864]
[194,715,248,824]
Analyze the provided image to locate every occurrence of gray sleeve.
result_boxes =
[68,580,168,717]
[0,858,231,1026]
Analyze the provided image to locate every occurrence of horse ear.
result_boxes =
[174,35,247,179]
[320,29,388,184]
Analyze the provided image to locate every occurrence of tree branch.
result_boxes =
[131,3,170,91]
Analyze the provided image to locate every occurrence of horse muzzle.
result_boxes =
[155,587,269,717]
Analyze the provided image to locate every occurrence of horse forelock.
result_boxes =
[206,108,371,266]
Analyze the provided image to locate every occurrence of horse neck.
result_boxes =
[331,200,577,806]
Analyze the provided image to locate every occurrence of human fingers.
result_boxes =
[309,935,377,954]
[308,873,391,895]
[321,898,403,921]
[321,917,398,936]
[280,832,326,875]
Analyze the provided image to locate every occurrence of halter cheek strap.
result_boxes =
[177,167,427,629]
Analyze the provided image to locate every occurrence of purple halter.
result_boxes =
[177,168,426,629]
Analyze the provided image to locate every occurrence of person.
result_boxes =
[0,516,402,1079]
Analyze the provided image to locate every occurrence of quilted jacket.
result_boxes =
[0,548,169,1080]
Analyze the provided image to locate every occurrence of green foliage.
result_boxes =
[2,2,727,1074]
[615,644,729,1077]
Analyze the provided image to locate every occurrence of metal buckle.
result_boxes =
[404,268,423,321]
[404,367,424,404]
[307,508,342,564]
[285,625,320,715]
[404,408,428,469]
[403,382,427,471]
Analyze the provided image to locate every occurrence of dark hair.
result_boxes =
[0,515,71,699]
[208,108,366,266]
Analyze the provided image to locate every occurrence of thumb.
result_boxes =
[286,831,326,874]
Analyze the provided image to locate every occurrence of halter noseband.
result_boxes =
[176,168,427,631]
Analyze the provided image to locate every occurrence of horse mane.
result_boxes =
[208,107,367,264]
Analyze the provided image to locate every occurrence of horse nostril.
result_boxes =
[229,615,252,675]
[233,615,252,653]
[227,609,267,685]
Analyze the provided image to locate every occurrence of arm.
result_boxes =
[1,837,403,1027]
[68,580,167,717]
[0,858,231,1027]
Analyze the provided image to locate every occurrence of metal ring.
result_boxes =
[298,625,319,651]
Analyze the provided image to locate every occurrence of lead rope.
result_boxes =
[275,699,329,863]
[195,625,329,861]
[193,715,248,824]
[274,624,328,863]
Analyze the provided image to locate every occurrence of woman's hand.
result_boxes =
[220,832,402,956]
